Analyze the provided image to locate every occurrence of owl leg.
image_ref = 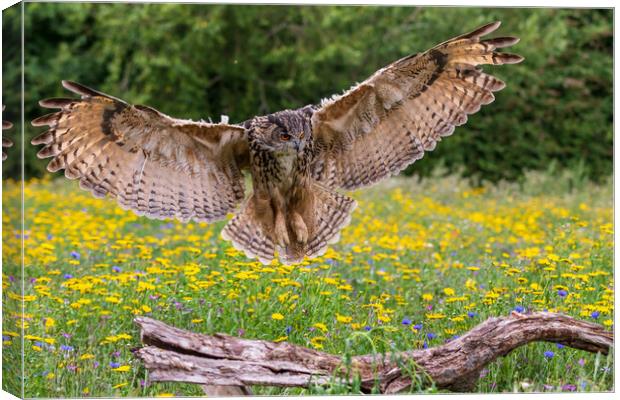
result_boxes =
[274,212,290,247]
[290,211,308,244]
[270,191,290,247]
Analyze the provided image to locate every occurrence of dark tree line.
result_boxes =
[2,4,612,183]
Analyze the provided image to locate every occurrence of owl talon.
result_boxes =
[291,212,308,244]
[274,217,290,247]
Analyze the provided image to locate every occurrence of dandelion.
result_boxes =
[271,313,284,321]
[313,323,328,333]
[112,365,131,372]
[336,314,352,324]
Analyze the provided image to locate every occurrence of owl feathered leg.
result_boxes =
[221,182,356,265]
[282,182,357,264]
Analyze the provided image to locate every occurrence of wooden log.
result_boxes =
[133,312,612,394]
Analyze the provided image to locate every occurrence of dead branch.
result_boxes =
[133,312,612,394]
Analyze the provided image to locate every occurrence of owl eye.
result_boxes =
[280,133,291,141]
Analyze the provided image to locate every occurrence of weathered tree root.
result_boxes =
[133,312,612,394]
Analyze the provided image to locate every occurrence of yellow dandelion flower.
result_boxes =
[336,314,352,324]
[271,313,284,321]
[425,313,446,320]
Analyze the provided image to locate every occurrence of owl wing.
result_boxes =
[310,21,523,190]
[32,81,250,223]
[2,105,13,161]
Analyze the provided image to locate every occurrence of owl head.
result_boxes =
[250,109,312,155]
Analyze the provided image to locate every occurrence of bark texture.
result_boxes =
[134,312,612,394]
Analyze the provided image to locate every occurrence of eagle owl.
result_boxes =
[31,21,522,264]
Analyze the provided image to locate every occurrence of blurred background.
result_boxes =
[2,4,612,184]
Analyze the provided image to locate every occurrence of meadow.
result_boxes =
[2,170,613,397]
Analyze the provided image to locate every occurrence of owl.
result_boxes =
[31,21,522,264]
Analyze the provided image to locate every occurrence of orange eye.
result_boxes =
[280,133,291,141]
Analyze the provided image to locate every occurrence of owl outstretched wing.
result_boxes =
[310,21,523,190]
[32,81,249,222]
[2,105,13,161]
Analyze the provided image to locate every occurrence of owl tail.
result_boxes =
[282,183,357,265]
[221,200,276,265]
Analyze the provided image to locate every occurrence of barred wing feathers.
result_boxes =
[311,21,523,190]
[32,81,249,223]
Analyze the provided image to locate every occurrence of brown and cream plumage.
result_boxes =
[32,21,522,264]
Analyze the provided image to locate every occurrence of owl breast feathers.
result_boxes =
[31,21,522,264]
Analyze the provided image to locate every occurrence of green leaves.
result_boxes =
[2,5,612,183]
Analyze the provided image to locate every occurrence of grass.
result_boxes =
[2,170,613,397]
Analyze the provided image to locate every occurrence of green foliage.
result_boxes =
[2,5,612,182]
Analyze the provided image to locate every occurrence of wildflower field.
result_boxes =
[2,171,613,397]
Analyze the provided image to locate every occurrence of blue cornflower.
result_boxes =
[557,289,568,298]
[467,311,476,318]
[60,345,74,351]
[427,333,436,340]
[109,362,121,368]
[70,251,80,260]
[64,274,73,279]
[401,318,412,326]
[514,305,525,313]
[591,311,600,319]
[285,326,292,335]
[413,324,423,331]
[544,351,554,359]
[112,266,122,273]
[364,325,372,331]
[556,343,565,349]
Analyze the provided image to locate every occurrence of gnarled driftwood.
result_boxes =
[133,312,612,394]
